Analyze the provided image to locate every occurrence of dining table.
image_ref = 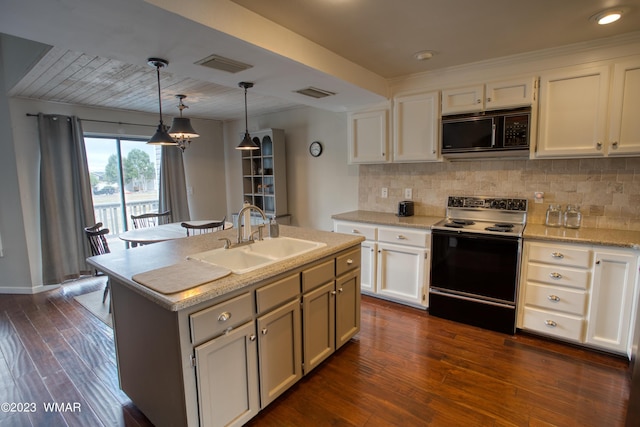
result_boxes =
[119,220,233,246]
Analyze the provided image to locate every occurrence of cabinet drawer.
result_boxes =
[256,273,300,314]
[526,264,590,290]
[522,307,584,342]
[527,243,591,268]
[524,283,587,316]
[336,247,361,277]
[190,292,252,345]
[302,259,335,293]
[378,227,429,248]
[334,221,377,241]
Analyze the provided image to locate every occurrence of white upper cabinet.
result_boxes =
[485,78,538,110]
[536,65,610,158]
[608,57,640,156]
[393,91,440,162]
[441,77,537,115]
[441,84,484,115]
[348,109,389,164]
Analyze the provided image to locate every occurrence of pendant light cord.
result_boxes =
[244,85,249,133]
[156,64,164,127]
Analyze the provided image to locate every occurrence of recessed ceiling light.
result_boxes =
[413,50,434,61]
[591,8,627,25]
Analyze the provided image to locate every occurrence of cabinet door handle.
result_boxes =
[595,260,601,265]
[596,141,603,150]
[331,290,337,296]
[346,258,354,265]
[218,312,231,322]
[476,99,482,104]
[261,328,268,335]
[545,320,557,328]
[338,288,344,294]
[249,334,256,342]
[549,272,563,280]
[551,252,564,259]
[351,229,361,234]
[612,141,618,149]
[396,235,407,240]
[548,294,560,302]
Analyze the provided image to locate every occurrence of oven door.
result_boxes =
[430,229,520,304]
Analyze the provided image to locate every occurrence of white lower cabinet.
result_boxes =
[519,240,639,357]
[586,249,638,353]
[334,220,429,308]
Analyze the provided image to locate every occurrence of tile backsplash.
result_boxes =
[359,157,640,231]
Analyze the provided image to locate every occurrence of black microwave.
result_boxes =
[441,107,531,159]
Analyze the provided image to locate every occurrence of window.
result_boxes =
[84,136,161,239]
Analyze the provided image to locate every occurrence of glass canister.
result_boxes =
[564,205,582,229]
[545,204,563,227]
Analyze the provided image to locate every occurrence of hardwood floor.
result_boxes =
[0,281,631,426]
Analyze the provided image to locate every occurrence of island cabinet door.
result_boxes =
[193,321,259,427]
[257,298,302,407]
[336,269,361,349]
[302,280,336,374]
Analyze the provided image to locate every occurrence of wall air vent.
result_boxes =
[195,54,253,74]
[294,87,336,99]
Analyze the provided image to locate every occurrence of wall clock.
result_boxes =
[309,141,323,157]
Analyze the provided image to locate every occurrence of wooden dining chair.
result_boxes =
[131,210,172,229]
[181,216,226,236]
[83,222,111,308]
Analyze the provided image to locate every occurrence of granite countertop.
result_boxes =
[331,210,442,230]
[523,223,640,250]
[87,225,364,311]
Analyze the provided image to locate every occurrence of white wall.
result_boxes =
[224,106,358,231]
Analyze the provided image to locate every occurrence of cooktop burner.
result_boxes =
[485,223,515,232]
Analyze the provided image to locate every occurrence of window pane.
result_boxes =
[85,137,124,235]
[120,140,161,227]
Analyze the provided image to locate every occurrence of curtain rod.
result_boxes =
[25,113,155,128]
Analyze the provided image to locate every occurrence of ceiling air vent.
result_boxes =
[294,87,336,99]
[195,54,253,74]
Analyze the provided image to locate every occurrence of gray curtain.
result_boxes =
[38,114,95,285]
[159,146,190,222]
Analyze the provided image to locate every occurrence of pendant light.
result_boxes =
[147,58,177,146]
[168,94,199,152]
[236,81,259,150]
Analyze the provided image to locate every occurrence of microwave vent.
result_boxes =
[195,54,253,74]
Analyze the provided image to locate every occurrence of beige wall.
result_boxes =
[359,157,640,231]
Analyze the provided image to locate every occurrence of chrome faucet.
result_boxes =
[236,204,267,246]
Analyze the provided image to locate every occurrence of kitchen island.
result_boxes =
[87,225,364,427]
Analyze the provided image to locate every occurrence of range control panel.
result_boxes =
[447,196,528,212]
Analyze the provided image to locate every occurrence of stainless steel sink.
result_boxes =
[187,237,326,274]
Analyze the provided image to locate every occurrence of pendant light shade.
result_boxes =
[236,81,259,150]
[147,58,177,146]
[168,94,199,151]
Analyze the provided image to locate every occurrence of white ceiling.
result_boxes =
[2,0,640,121]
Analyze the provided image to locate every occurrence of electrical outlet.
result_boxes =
[381,187,388,198]
[534,191,544,203]
[404,188,412,199]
